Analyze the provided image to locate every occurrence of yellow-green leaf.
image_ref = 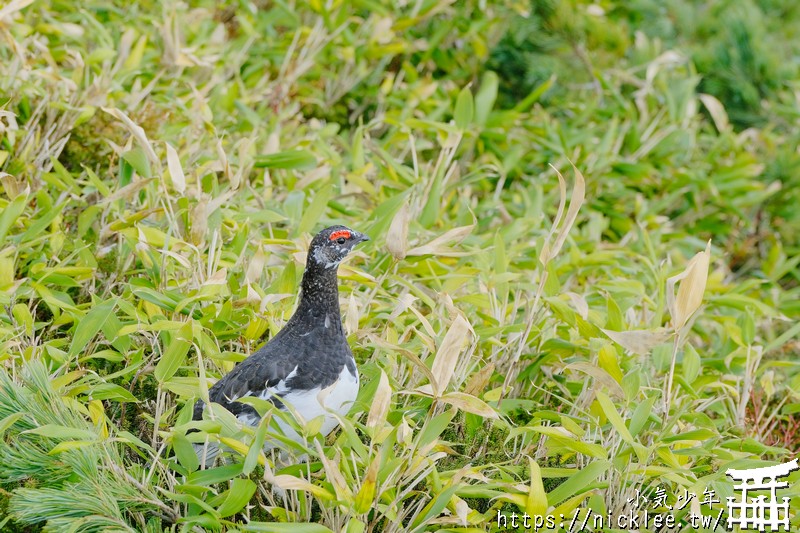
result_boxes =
[354,456,379,514]
[439,391,498,419]
[526,457,548,516]
[154,321,193,383]
[595,391,634,443]
[0,191,28,243]
[454,85,474,129]
[254,150,317,170]
[217,478,257,517]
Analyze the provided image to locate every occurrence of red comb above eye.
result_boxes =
[329,230,351,241]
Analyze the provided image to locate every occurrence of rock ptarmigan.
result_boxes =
[192,225,368,466]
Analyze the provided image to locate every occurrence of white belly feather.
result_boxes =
[252,362,359,439]
[194,361,359,466]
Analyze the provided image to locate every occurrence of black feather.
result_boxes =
[192,225,368,424]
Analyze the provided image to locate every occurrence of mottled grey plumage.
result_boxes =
[192,225,368,460]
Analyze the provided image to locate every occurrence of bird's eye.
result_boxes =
[336,237,347,245]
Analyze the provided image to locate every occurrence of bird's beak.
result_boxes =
[355,232,370,244]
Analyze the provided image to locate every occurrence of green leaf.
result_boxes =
[11,304,33,337]
[19,201,66,242]
[154,321,193,383]
[597,343,624,383]
[50,157,76,186]
[737,308,755,345]
[454,85,474,129]
[0,413,24,437]
[297,183,332,236]
[765,320,800,354]
[187,463,243,486]
[69,298,117,357]
[353,457,379,514]
[23,424,97,441]
[493,231,508,299]
[217,478,257,517]
[526,426,607,459]
[254,150,317,170]
[132,286,200,317]
[161,489,219,515]
[121,147,152,178]
[243,416,269,476]
[117,430,151,451]
[547,461,609,507]
[661,428,717,443]
[79,349,124,363]
[513,75,555,113]
[351,126,365,169]
[474,71,498,126]
[0,192,28,243]
[417,409,455,447]
[409,484,460,533]
[345,518,366,533]
[48,440,96,455]
[682,344,701,383]
[241,524,334,533]
[606,297,624,331]
[526,457,547,516]
[629,396,656,436]
[119,156,134,186]
[87,383,139,403]
[596,391,634,443]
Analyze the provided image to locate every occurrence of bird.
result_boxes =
[192,225,369,467]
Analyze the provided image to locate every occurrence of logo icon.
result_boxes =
[726,459,798,532]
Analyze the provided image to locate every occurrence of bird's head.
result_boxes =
[308,225,369,270]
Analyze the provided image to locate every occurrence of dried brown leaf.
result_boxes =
[430,314,472,396]
[546,163,585,262]
[698,93,730,132]
[565,362,625,398]
[0,172,24,199]
[245,246,268,285]
[101,107,160,169]
[216,138,236,188]
[463,363,495,397]
[204,268,227,286]
[601,328,672,355]
[97,178,155,205]
[314,441,352,501]
[406,224,474,257]
[0,0,34,22]
[439,391,498,419]
[165,142,186,194]
[667,241,711,330]
[386,202,410,260]
[345,293,359,335]
[367,370,391,430]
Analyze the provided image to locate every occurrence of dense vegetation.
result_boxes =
[1,0,799,531]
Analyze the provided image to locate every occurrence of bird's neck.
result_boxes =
[291,263,343,331]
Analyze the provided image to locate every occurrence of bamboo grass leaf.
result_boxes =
[454,85,474,129]
[217,478,256,517]
[254,150,317,170]
[153,321,193,383]
[69,299,117,358]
